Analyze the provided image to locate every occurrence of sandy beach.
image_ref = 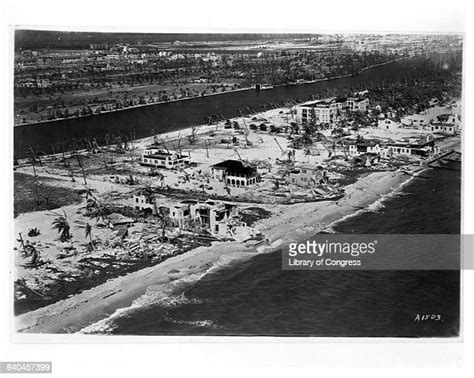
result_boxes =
[15,168,409,334]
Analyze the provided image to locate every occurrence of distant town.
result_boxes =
[14,33,461,125]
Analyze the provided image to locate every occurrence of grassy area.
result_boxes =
[14,172,83,217]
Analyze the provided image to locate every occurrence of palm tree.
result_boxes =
[156,207,171,240]
[75,221,95,250]
[85,223,92,241]
[83,186,109,223]
[73,153,89,185]
[17,232,26,253]
[28,156,41,207]
[51,211,72,242]
[86,197,109,223]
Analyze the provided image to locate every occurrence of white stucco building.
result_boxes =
[378,118,401,130]
[141,148,190,169]
[295,97,347,125]
[347,97,369,112]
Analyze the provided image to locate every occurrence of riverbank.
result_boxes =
[15,168,409,334]
[14,57,407,129]
[14,50,462,159]
[14,86,253,128]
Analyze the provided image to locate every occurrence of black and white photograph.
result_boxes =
[11,29,463,337]
[1,0,474,374]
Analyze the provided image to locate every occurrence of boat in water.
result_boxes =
[255,83,274,91]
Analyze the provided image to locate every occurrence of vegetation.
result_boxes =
[51,211,72,242]
[14,172,82,217]
[27,227,41,237]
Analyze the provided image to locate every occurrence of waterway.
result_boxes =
[14,51,461,159]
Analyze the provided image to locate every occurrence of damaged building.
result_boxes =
[133,194,156,213]
[429,114,460,135]
[387,136,439,157]
[347,139,386,157]
[287,164,327,187]
[210,160,260,187]
[132,194,239,237]
[170,200,238,235]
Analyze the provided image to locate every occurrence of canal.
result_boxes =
[14,51,461,159]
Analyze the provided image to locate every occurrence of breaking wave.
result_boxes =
[163,317,220,330]
[78,290,206,335]
[325,175,414,231]
[77,252,244,335]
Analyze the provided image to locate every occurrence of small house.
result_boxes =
[387,136,438,158]
[287,165,326,187]
[378,118,400,130]
[436,114,459,124]
[347,139,384,157]
[430,123,458,135]
[133,194,156,214]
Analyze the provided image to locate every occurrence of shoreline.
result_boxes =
[15,168,411,334]
[14,86,253,128]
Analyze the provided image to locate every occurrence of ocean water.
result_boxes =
[102,165,460,337]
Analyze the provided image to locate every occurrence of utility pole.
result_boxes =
[205,139,210,158]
